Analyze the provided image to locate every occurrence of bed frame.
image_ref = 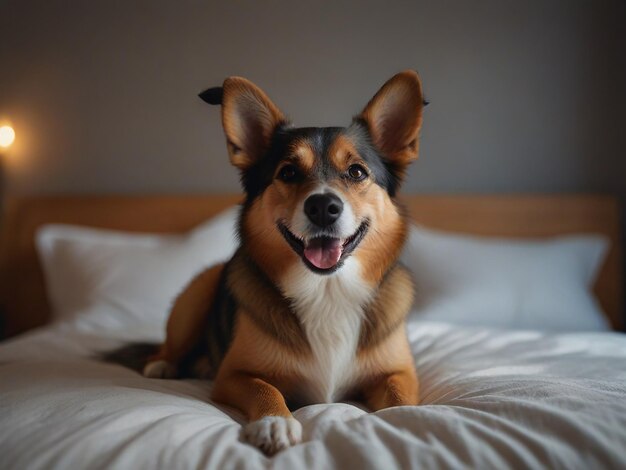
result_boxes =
[0,194,622,337]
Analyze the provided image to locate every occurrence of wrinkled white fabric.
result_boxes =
[1,319,626,469]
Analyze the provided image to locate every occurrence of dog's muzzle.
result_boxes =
[277,220,369,274]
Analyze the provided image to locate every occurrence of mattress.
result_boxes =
[1,317,626,469]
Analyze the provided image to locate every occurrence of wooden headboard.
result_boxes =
[0,194,622,337]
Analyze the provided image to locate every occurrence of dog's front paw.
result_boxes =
[242,416,302,455]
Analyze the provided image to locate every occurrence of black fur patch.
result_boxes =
[198,87,223,105]
[348,120,401,197]
[241,124,399,203]
[99,343,160,373]
[186,265,236,376]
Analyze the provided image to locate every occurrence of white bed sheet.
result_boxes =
[1,318,626,469]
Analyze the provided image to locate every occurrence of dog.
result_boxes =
[142,71,425,454]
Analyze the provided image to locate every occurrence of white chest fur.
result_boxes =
[280,258,374,403]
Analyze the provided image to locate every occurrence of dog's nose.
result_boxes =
[304,193,344,228]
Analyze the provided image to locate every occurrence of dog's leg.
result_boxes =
[363,368,419,411]
[143,263,225,378]
[212,374,302,455]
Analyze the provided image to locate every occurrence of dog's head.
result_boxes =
[200,71,425,284]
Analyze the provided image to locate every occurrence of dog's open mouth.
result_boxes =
[278,221,369,274]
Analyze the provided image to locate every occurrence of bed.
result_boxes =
[1,194,625,469]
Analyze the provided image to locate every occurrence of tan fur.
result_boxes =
[327,134,364,172]
[213,313,309,409]
[286,139,317,172]
[358,326,419,409]
[242,195,301,284]
[242,177,324,284]
[360,70,424,173]
[156,263,225,362]
[363,367,420,411]
[212,305,417,413]
[221,77,285,170]
[359,265,415,349]
[335,181,408,286]
[227,249,310,354]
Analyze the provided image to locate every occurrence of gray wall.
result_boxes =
[0,0,624,197]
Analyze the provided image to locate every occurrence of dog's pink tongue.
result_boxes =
[304,238,342,269]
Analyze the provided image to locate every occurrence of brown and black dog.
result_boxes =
[142,71,425,454]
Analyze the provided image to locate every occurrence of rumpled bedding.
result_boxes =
[1,318,626,469]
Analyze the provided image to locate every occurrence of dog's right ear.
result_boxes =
[357,70,424,181]
[203,77,286,171]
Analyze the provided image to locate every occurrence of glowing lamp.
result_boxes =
[0,126,15,148]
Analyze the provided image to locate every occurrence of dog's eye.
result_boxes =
[347,164,367,181]
[278,164,299,182]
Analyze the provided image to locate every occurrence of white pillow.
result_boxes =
[36,206,239,331]
[401,225,610,331]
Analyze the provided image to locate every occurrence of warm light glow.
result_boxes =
[0,125,15,148]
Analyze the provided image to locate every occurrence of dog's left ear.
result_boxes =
[358,70,424,175]
[219,77,286,171]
